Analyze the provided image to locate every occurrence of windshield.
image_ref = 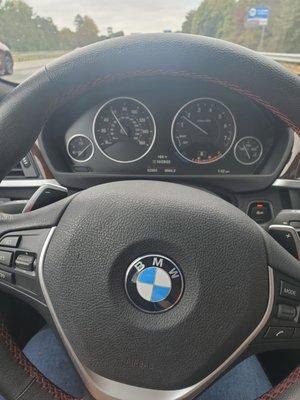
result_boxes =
[0,0,299,83]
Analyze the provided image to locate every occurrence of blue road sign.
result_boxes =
[247,7,269,25]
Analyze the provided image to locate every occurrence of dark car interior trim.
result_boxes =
[0,33,300,400]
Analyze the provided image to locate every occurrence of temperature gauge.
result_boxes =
[234,136,263,166]
[67,135,94,163]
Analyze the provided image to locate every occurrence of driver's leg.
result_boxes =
[0,327,272,400]
[199,355,272,399]
[22,327,86,398]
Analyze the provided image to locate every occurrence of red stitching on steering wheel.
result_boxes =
[1,315,300,400]
[0,318,80,400]
[259,366,300,399]
[46,68,300,136]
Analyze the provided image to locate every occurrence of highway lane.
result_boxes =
[3,57,57,83]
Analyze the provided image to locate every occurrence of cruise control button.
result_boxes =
[0,236,20,248]
[0,251,13,267]
[0,269,13,283]
[277,304,296,321]
[15,254,35,271]
[265,326,294,339]
[280,281,300,301]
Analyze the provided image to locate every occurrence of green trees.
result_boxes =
[2,0,297,53]
[59,28,76,50]
[272,0,300,53]
[0,0,124,52]
[182,0,300,52]
[0,0,60,51]
[182,10,196,33]
[74,14,99,47]
[190,0,235,38]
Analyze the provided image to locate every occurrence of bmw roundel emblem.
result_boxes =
[125,254,184,313]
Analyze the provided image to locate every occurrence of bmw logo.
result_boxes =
[125,254,184,313]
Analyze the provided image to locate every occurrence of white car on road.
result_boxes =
[0,42,13,76]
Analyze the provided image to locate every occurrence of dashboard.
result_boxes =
[39,76,293,192]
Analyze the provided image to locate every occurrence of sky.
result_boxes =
[27,0,200,35]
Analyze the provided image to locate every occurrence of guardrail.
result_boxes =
[260,52,300,64]
[12,50,300,64]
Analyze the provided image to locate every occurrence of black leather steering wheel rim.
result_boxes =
[0,33,299,180]
[0,33,300,400]
[0,312,299,400]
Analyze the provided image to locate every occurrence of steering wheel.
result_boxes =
[0,33,300,400]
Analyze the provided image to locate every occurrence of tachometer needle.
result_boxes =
[182,116,209,136]
[111,108,128,136]
[242,144,251,159]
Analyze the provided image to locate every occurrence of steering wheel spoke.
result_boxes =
[251,270,300,350]
[0,228,51,309]
[249,230,300,356]
[28,181,275,400]
[0,196,73,313]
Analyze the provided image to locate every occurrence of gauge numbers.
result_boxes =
[93,97,156,163]
[172,98,236,164]
[234,137,263,165]
[67,134,94,162]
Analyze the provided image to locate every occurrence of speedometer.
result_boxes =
[93,97,156,163]
[171,98,236,164]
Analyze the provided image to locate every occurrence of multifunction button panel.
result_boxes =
[0,229,50,305]
[254,272,300,348]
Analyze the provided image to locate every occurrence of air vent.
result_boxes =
[5,154,38,179]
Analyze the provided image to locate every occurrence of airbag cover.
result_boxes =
[43,180,268,389]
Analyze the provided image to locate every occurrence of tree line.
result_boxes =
[182,0,300,53]
[0,0,124,52]
[1,0,299,53]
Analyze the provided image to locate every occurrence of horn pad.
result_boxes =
[43,180,269,390]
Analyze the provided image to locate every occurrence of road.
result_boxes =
[3,57,57,83]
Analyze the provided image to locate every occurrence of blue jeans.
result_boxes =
[0,328,272,399]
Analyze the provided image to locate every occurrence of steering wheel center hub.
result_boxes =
[125,254,184,313]
[42,180,269,390]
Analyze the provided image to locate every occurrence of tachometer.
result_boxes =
[93,97,156,163]
[171,98,236,164]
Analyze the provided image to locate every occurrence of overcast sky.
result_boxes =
[27,0,200,35]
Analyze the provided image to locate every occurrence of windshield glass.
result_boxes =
[0,0,299,83]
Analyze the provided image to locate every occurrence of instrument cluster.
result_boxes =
[40,76,292,191]
[64,94,270,176]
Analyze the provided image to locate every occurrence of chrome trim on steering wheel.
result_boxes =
[0,178,59,188]
[38,227,275,400]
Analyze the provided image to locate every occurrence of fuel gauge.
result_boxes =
[234,136,263,166]
[67,134,94,163]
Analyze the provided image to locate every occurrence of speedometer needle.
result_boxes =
[182,116,209,136]
[110,108,128,136]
